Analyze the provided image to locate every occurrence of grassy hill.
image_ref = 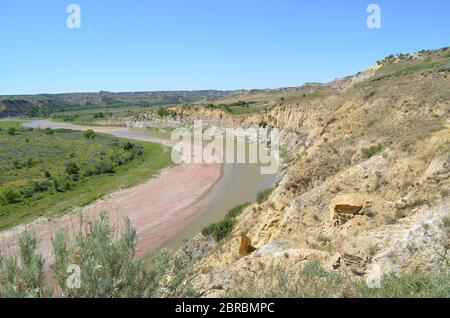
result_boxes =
[0,90,233,118]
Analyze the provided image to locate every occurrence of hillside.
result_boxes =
[0,90,233,118]
[113,47,450,296]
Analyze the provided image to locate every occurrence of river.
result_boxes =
[23,120,277,251]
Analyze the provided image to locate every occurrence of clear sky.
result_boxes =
[0,0,449,95]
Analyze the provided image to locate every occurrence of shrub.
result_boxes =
[13,160,21,169]
[201,203,251,242]
[52,179,61,192]
[256,187,274,204]
[396,210,408,219]
[7,127,16,136]
[84,160,115,176]
[442,216,450,228]
[226,202,251,219]
[21,181,51,198]
[45,128,54,135]
[362,144,383,159]
[83,129,96,139]
[93,112,105,119]
[66,162,80,175]
[44,170,51,178]
[0,214,195,298]
[158,108,172,117]
[362,207,376,218]
[202,218,236,242]
[124,142,135,151]
[0,232,47,298]
[0,187,22,204]
[441,189,449,198]
[204,103,220,110]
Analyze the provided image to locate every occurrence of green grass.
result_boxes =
[0,121,172,230]
[393,64,424,76]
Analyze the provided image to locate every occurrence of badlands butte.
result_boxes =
[2,47,450,297]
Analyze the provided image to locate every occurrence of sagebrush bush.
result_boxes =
[0,213,195,298]
[0,232,47,298]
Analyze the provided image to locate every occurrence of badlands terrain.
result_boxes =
[99,47,450,296]
[0,47,449,297]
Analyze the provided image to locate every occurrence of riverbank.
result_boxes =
[0,120,223,266]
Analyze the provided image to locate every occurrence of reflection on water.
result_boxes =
[25,120,277,250]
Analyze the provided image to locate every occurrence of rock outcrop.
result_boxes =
[330,194,365,226]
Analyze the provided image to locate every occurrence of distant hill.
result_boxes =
[0,90,233,117]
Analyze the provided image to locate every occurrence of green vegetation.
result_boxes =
[157,107,176,118]
[395,210,408,220]
[393,64,424,76]
[0,121,172,230]
[201,202,251,242]
[362,144,383,159]
[0,213,195,298]
[226,259,450,298]
[82,129,96,139]
[202,101,259,115]
[0,91,230,118]
[256,187,274,204]
[226,202,251,219]
[362,207,376,218]
[201,217,236,242]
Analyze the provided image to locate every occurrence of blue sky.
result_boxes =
[0,0,449,95]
